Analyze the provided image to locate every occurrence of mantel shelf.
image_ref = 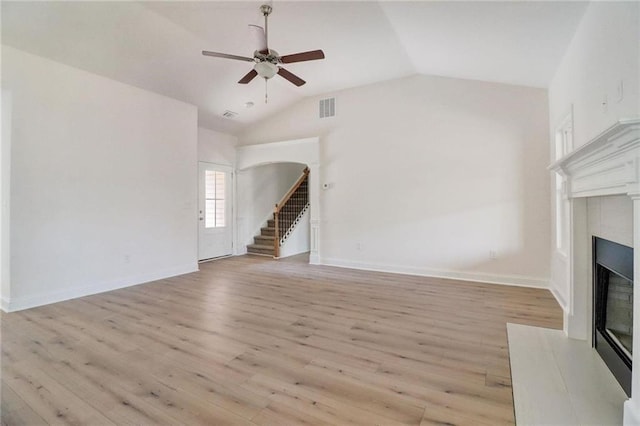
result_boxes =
[548,118,640,198]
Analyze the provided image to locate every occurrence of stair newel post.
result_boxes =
[273,204,280,258]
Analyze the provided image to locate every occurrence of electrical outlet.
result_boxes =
[356,243,363,251]
[489,250,498,260]
[124,254,131,263]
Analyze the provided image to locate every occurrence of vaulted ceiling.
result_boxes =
[1,1,588,134]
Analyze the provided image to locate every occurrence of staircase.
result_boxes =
[247,168,309,258]
[246,218,277,256]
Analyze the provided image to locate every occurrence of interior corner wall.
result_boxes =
[2,46,198,311]
[1,89,12,308]
[239,74,551,287]
[237,163,306,253]
[548,2,640,314]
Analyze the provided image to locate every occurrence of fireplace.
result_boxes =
[549,119,640,423]
[593,236,634,396]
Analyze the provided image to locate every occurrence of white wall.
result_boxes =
[548,2,640,313]
[279,209,310,259]
[240,74,551,286]
[237,162,306,251]
[2,46,198,311]
[1,89,12,307]
[549,2,639,147]
[198,127,237,166]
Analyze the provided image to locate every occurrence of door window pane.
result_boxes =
[205,171,226,228]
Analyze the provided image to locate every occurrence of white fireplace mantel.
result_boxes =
[548,118,640,425]
[549,119,640,198]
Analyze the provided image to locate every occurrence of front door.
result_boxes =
[198,162,233,261]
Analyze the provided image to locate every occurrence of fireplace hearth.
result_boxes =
[593,236,634,396]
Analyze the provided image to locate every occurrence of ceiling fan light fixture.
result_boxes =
[254,61,278,79]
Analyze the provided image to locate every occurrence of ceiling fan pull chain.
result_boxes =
[265,78,268,104]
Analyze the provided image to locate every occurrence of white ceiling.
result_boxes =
[1,1,588,134]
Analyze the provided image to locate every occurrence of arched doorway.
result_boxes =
[236,137,320,264]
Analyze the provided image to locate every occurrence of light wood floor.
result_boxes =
[1,254,562,425]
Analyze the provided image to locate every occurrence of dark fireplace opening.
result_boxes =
[593,236,634,396]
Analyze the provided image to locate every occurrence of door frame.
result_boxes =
[197,161,236,262]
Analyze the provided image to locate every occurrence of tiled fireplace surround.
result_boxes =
[549,119,640,424]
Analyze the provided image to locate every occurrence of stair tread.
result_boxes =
[247,244,274,250]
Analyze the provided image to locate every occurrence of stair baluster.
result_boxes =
[273,167,310,258]
[273,207,280,258]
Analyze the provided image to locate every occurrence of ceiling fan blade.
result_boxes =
[280,50,325,64]
[277,67,306,87]
[202,51,255,62]
[238,69,258,84]
[248,25,268,54]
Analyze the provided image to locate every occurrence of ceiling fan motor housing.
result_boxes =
[254,49,280,64]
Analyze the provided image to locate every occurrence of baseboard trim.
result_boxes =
[550,284,570,313]
[1,296,9,313]
[2,263,198,312]
[198,254,233,263]
[319,258,549,288]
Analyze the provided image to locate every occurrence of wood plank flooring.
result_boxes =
[1,254,562,425]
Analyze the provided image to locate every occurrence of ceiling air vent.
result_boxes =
[319,97,335,118]
[222,110,238,119]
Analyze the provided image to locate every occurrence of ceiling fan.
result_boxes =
[202,4,325,100]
